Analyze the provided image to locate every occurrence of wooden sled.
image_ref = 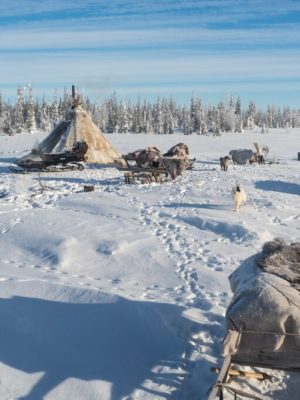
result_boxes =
[115,154,167,184]
[117,165,168,184]
[116,154,196,184]
[208,356,269,400]
[208,332,300,400]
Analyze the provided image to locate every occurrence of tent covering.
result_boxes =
[33,105,122,164]
[223,240,300,369]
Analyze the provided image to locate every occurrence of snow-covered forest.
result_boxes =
[0,86,299,136]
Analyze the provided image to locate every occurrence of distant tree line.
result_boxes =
[0,86,299,135]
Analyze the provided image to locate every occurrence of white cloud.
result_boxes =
[0,26,299,50]
[1,0,299,106]
[1,49,299,85]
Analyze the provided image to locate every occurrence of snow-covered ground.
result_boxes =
[0,128,299,400]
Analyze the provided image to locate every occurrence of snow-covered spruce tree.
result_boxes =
[145,106,154,134]
[162,98,174,134]
[246,100,256,130]
[0,109,13,135]
[25,84,36,133]
[223,99,236,132]
[267,105,274,129]
[182,105,192,135]
[61,87,73,117]
[106,92,119,132]
[154,97,164,134]
[39,97,51,131]
[190,95,199,133]
[51,89,60,127]
[0,91,3,120]
[207,106,215,134]
[0,92,12,135]
[140,100,147,133]
[133,97,143,133]
[119,101,129,133]
[282,107,292,128]
[234,97,243,132]
[214,107,221,136]
[14,86,25,133]
[209,106,219,135]
[217,101,225,132]
[168,97,178,128]
[291,109,299,128]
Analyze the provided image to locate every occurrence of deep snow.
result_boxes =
[0,128,299,399]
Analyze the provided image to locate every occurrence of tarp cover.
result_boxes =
[223,246,300,369]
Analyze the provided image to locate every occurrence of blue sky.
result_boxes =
[1,0,300,107]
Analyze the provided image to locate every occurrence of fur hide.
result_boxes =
[256,238,300,290]
[135,147,162,168]
[163,143,189,158]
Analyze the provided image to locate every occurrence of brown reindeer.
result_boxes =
[249,153,265,165]
[161,157,190,180]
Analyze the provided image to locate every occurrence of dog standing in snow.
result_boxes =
[232,184,247,212]
[220,155,231,171]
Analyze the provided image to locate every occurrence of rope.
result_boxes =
[236,329,300,337]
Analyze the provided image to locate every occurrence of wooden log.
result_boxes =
[208,356,232,400]
[211,367,269,380]
[83,185,94,192]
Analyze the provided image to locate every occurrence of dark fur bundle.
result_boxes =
[163,143,189,158]
[256,238,300,290]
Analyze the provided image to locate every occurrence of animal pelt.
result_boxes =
[163,143,189,158]
[220,155,231,171]
[135,147,162,168]
[231,184,247,211]
[256,238,300,290]
[126,148,144,161]
[161,157,188,180]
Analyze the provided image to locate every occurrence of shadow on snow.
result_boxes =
[0,293,195,400]
[255,180,300,196]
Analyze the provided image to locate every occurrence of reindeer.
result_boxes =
[249,154,265,164]
[161,157,190,180]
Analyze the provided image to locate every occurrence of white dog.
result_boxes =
[231,184,247,212]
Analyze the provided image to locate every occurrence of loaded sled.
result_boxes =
[10,141,88,173]
[208,239,300,399]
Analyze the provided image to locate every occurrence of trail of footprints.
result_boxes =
[0,255,171,302]
[0,217,23,234]
[137,203,227,307]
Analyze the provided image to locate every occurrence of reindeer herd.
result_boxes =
[220,142,269,171]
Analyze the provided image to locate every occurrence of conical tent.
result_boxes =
[37,105,122,164]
